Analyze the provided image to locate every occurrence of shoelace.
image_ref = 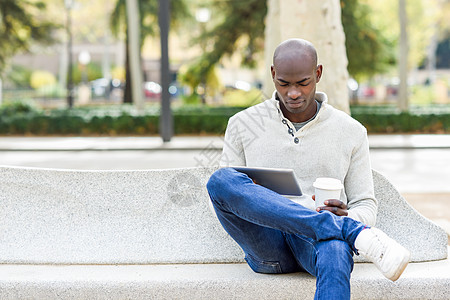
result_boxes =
[363,233,386,264]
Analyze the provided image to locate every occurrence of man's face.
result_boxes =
[271,55,322,122]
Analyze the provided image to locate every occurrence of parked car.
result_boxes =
[144,81,162,99]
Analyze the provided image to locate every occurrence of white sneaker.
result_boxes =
[354,228,410,281]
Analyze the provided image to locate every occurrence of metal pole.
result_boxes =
[66,1,74,108]
[159,0,173,142]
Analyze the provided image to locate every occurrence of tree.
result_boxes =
[0,0,58,73]
[110,0,190,103]
[126,0,144,110]
[264,0,351,113]
[181,0,395,111]
[179,0,267,98]
[341,0,396,80]
[366,0,446,110]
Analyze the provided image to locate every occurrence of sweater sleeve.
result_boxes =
[219,116,246,167]
[345,129,378,226]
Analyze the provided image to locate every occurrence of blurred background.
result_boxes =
[0,0,448,114]
[0,0,449,239]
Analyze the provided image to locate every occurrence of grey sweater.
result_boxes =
[220,92,377,226]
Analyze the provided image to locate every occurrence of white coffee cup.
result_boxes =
[313,177,343,208]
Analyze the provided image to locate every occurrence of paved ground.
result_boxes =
[0,134,449,241]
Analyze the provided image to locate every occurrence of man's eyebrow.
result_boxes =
[277,77,311,84]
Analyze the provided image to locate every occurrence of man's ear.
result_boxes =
[271,65,275,80]
[316,65,323,83]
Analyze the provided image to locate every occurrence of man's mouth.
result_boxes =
[287,100,305,108]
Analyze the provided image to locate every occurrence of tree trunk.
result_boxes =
[398,0,409,112]
[126,0,144,111]
[264,0,350,114]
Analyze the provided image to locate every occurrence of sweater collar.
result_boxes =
[270,91,328,122]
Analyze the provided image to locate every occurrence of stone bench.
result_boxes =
[0,165,448,299]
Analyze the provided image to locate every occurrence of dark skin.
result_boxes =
[271,39,348,217]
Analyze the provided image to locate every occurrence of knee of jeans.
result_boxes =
[245,253,283,274]
[206,167,238,193]
[207,168,229,190]
[316,240,354,274]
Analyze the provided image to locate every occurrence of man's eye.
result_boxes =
[279,83,288,86]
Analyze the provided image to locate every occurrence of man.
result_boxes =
[206,38,410,300]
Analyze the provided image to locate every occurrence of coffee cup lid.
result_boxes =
[313,177,343,190]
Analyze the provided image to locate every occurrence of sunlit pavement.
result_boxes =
[0,135,449,239]
[1,135,449,193]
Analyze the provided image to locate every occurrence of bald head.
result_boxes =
[273,38,318,67]
[270,38,323,122]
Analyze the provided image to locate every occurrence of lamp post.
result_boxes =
[195,8,210,104]
[78,50,91,105]
[65,0,74,108]
[159,0,173,142]
[78,50,91,83]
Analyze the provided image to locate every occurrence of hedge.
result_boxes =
[351,112,450,133]
[0,102,449,135]
[0,103,244,135]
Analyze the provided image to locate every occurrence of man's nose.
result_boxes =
[287,86,301,99]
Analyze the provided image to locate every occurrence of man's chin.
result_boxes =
[286,106,306,114]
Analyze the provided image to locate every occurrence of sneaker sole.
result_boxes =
[389,249,411,282]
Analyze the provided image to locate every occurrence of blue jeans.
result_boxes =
[207,168,366,300]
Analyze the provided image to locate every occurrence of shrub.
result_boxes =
[0,100,39,117]
[30,70,56,89]
[6,65,33,88]
[0,104,449,135]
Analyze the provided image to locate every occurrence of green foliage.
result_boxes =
[36,84,66,98]
[179,63,221,96]
[182,0,395,91]
[110,0,190,103]
[181,0,267,92]
[0,0,59,73]
[30,70,56,89]
[410,85,435,105]
[222,89,264,107]
[350,104,450,133]
[110,0,191,44]
[180,94,202,105]
[5,65,33,87]
[0,100,39,117]
[341,0,396,80]
[1,104,449,135]
[70,62,103,84]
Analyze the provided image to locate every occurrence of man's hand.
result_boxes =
[312,195,348,216]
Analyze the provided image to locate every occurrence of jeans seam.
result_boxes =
[246,253,283,273]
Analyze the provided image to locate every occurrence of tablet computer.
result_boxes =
[231,166,302,196]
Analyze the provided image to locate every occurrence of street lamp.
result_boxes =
[78,50,91,83]
[78,50,91,105]
[65,0,74,108]
[195,7,210,104]
[195,7,211,23]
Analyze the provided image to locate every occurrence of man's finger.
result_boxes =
[324,199,344,207]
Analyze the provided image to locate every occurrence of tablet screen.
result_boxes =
[231,166,302,196]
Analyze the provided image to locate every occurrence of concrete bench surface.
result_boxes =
[0,259,448,300]
[0,165,448,299]
[0,165,446,264]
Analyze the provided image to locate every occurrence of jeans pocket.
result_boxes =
[245,253,283,274]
